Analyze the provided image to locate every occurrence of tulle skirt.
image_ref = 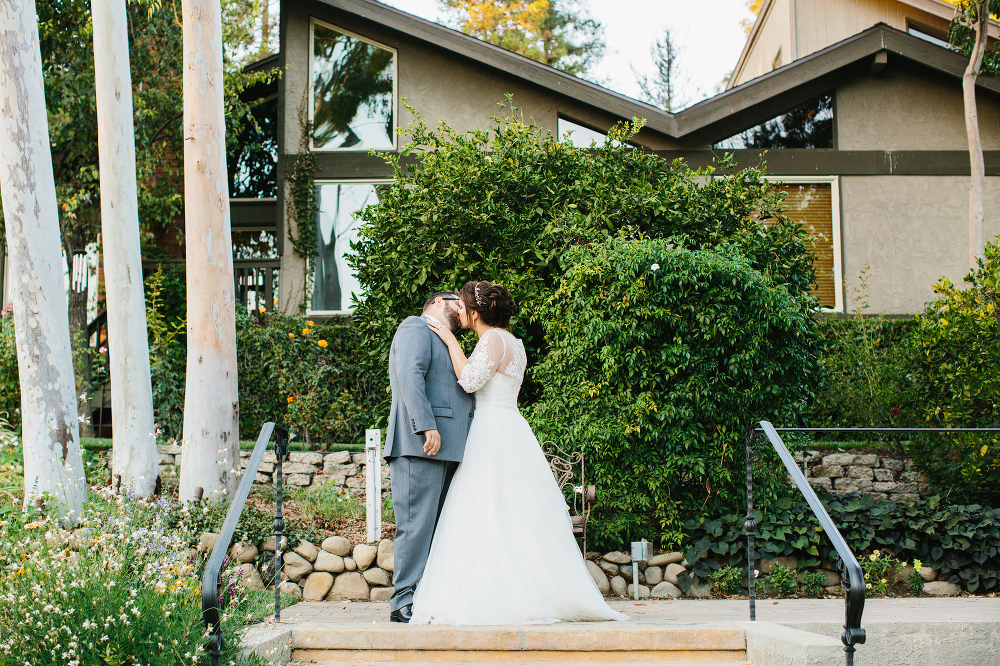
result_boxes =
[410,404,627,625]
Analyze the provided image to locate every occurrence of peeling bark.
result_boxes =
[92,0,158,493]
[0,0,86,519]
[179,0,239,502]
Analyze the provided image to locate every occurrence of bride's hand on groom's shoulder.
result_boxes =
[428,318,457,346]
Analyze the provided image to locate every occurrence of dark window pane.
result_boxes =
[312,23,394,150]
[715,95,834,149]
[228,97,278,198]
[232,229,277,260]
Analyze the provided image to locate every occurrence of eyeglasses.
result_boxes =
[441,297,460,301]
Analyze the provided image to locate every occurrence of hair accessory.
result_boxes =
[475,284,484,306]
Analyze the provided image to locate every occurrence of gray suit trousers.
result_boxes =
[389,455,458,611]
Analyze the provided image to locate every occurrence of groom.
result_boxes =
[384,292,474,623]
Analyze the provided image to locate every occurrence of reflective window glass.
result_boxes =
[557,117,608,147]
[312,23,394,150]
[715,95,833,149]
[311,183,381,312]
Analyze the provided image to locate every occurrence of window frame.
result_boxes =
[308,18,399,153]
[306,178,393,317]
[764,175,843,313]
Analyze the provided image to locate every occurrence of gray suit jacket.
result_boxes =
[384,315,474,463]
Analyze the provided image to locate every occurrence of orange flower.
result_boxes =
[317,340,328,348]
[288,333,296,338]
[286,396,295,403]
[302,328,312,335]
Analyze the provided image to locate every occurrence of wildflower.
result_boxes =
[302,327,312,335]
[259,306,265,313]
[914,559,923,570]
[866,583,871,589]
[317,340,328,348]
[892,408,900,414]
[288,333,296,338]
[650,263,660,271]
[880,578,887,584]
[287,396,295,403]
[307,320,315,326]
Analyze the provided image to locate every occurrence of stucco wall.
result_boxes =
[840,175,1000,313]
[837,66,1000,151]
[280,1,678,154]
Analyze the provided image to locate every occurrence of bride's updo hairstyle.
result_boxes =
[459,280,518,328]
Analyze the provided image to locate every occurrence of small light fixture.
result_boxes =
[630,539,651,600]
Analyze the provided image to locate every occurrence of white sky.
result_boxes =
[379,0,753,110]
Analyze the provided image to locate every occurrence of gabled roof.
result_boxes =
[310,1,1000,147]
[731,0,998,89]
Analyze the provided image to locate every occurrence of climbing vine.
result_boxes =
[285,98,319,303]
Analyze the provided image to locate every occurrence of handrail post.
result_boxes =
[273,426,288,622]
[744,427,757,621]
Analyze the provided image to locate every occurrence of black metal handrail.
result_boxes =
[747,421,866,665]
[747,422,1000,666]
[201,422,289,666]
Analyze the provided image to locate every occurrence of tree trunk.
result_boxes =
[179,0,240,503]
[964,0,989,270]
[63,250,94,439]
[0,0,86,519]
[91,0,158,494]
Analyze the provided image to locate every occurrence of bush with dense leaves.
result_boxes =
[681,493,1000,593]
[905,239,1000,504]
[351,102,820,408]
[237,309,380,448]
[527,238,822,548]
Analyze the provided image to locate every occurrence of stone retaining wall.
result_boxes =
[112,445,391,497]
[797,451,929,502]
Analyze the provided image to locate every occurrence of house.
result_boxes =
[230,0,1000,316]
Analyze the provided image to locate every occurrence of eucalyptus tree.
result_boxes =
[91,0,158,493]
[0,0,86,518]
[179,0,240,503]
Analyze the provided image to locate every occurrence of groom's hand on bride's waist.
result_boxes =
[422,429,441,455]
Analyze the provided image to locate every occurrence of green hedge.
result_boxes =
[681,493,1000,593]
[527,238,821,548]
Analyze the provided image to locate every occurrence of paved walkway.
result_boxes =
[277,596,1000,626]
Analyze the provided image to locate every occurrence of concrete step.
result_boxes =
[293,662,752,666]
[289,623,749,663]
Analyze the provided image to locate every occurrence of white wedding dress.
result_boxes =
[410,329,627,625]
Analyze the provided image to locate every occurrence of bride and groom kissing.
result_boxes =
[383,280,626,625]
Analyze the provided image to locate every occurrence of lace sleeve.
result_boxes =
[458,331,500,393]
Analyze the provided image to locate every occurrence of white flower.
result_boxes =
[651,263,660,271]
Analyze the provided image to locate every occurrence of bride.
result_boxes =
[413,280,626,625]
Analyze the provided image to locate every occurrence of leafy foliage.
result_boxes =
[906,239,1000,504]
[682,493,1000,593]
[710,565,743,595]
[948,0,1000,76]
[766,562,797,597]
[145,266,188,441]
[440,0,605,77]
[351,104,819,409]
[801,570,827,597]
[528,238,821,547]
[861,549,900,595]
[0,314,18,432]
[236,310,381,448]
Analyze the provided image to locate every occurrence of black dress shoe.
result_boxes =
[389,604,412,623]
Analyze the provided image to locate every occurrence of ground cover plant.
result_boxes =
[0,489,289,666]
[681,493,1000,593]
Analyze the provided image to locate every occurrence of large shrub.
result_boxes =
[351,102,819,407]
[906,239,1000,504]
[807,316,920,432]
[682,494,1000,593]
[237,309,380,448]
[528,238,822,548]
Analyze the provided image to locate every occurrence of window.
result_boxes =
[715,95,833,149]
[310,182,387,314]
[764,177,842,311]
[907,20,950,49]
[310,20,396,151]
[557,117,608,146]
[228,96,278,198]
